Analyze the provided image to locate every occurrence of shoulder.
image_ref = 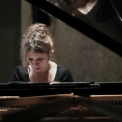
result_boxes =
[56,64,74,82]
[57,64,69,71]
[10,65,29,81]
[13,66,27,73]
[57,64,72,76]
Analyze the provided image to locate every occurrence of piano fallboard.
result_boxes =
[0,82,122,96]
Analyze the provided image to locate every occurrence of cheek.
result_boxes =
[40,60,48,66]
[27,59,29,63]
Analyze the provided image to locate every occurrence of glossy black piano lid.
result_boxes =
[25,0,122,57]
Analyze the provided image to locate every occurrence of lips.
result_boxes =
[35,67,40,70]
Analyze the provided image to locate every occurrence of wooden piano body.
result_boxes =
[0,82,122,122]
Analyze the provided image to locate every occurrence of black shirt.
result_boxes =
[10,65,74,82]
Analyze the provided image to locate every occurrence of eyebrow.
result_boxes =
[27,57,43,59]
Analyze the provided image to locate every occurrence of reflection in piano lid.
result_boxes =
[26,0,122,56]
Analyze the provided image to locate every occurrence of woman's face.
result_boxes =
[26,51,49,73]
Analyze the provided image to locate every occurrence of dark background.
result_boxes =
[0,0,21,82]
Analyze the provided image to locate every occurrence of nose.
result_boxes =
[33,60,39,66]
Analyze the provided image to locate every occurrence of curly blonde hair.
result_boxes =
[20,23,54,69]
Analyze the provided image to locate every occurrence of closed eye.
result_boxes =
[28,58,33,61]
[38,58,43,60]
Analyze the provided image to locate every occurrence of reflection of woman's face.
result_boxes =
[70,0,85,9]
[26,51,49,73]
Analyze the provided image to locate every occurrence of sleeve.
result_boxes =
[60,70,74,82]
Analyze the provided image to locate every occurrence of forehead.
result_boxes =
[26,51,48,58]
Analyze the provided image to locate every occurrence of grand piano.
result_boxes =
[0,0,122,122]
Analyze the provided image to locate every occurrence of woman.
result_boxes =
[10,23,74,82]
